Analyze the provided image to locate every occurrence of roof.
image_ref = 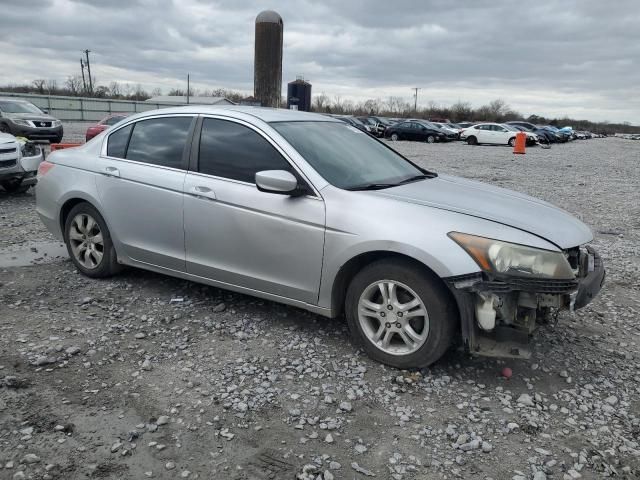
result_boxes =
[256,10,282,24]
[146,96,235,106]
[126,105,339,124]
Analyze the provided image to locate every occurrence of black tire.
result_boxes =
[345,259,457,369]
[64,202,122,278]
[390,133,399,141]
[0,123,10,134]
[52,136,63,144]
[508,137,516,147]
[426,135,435,144]
[1,179,29,194]
[466,136,477,145]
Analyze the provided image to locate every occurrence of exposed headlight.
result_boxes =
[448,232,575,279]
[11,118,31,127]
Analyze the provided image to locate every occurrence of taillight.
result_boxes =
[37,160,55,178]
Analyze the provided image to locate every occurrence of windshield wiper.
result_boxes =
[345,183,398,191]
[398,174,430,185]
[346,174,432,191]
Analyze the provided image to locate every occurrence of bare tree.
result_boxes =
[32,79,46,94]
[312,93,329,112]
[65,75,83,96]
[109,81,121,98]
[45,79,58,94]
[151,87,162,97]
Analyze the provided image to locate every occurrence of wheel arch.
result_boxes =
[329,250,457,319]
[58,194,116,246]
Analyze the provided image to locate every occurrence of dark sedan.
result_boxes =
[384,120,447,143]
[0,98,63,143]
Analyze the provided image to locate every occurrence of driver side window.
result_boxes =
[198,118,294,184]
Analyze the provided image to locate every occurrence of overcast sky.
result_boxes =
[1,0,638,123]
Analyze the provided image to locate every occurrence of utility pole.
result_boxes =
[412,87,421,112]
[83,49,93,94]
[187,74,190,104]
[80,58,87,92]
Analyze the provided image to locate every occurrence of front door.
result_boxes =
[95,115,195,271]
[183,117,326,304]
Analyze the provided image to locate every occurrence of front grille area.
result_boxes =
[33,121,52,128]
[0,159,17,169]
[487,277,578,294]
[0,147,17,155]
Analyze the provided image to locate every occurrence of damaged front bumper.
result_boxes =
[446,246,605,359]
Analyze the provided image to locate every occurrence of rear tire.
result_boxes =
[466,136,477,145]
[508,137,516,147]
[390,133,399,141]
[0,123,10,134]
[64,202,122,278]
[345,259,457,369]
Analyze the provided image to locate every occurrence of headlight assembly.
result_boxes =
[448,232,575,279]
[11,118,31,127]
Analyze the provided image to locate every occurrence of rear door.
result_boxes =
[183,117,326,304]
[476,124,493,143]
[95,115,195,271]
[493,125,511,144]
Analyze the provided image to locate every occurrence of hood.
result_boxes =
[0,132,17,144]
[372,174,593,249]
[5,112,57,122]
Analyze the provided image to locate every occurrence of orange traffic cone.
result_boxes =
[513,131,526,154]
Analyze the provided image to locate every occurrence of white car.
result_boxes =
[431,122,460,136]
[461,123,537,146]
[0,132,44,193]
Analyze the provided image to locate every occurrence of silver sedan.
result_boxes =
[36,107,605,368]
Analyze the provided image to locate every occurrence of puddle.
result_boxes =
[0,242,68,268]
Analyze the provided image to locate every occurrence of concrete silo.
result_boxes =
[254,10,283,108]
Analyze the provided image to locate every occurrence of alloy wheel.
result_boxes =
[391,133,399,141]
[68,213,104,269]
[357,280,429,356]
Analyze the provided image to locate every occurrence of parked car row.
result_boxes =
[326,115,608,147]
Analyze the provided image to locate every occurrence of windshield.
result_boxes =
[272,121,428,190]
[0,100,43,114]
[503,124,520,132]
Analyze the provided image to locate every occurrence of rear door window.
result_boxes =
[106,124,132,158]
[125,117,193,169]
[198,118,293,183]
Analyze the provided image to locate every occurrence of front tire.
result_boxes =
[345,259,457,369]
[1,179,30,194]
[508,137,516,147]
[64,203,121,278]
[390,133,399,141]
[426,135,435,143]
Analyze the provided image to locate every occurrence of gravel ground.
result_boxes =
[0,137,639,480]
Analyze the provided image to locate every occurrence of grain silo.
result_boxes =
[254,10,283,108]
[287,76,312,111]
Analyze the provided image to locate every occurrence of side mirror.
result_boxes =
[256,170,300,195]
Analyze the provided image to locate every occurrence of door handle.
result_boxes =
[190,185,216,200]
[103,166,120,177]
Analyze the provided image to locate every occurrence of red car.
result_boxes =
[85,113,129,141]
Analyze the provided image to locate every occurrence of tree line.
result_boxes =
[1,79,637,135]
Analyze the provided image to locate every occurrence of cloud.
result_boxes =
[0,0,638,123]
